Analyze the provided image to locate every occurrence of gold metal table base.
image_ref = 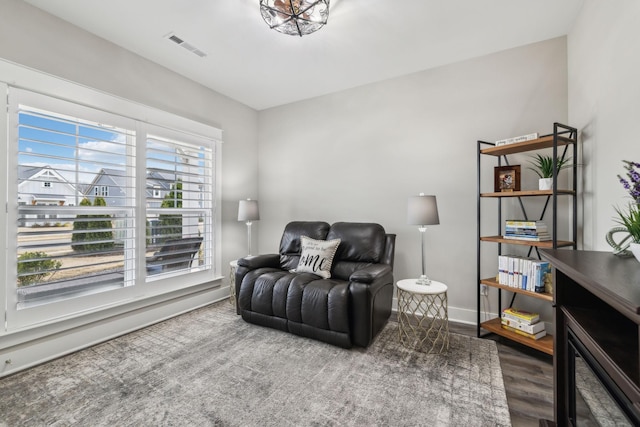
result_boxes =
[397,279,449,354]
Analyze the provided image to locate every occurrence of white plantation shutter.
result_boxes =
[15,102,136,308]
[145,127,213,278]
[6,87,219,326]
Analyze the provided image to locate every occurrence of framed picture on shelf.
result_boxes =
[494,165,521,192]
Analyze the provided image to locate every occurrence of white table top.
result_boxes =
[397,278,447,295]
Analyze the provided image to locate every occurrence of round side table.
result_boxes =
[397,279,449,354]
[229,260,238,305]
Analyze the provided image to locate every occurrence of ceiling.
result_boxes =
[23,0,584,111]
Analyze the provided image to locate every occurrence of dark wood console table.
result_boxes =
[542,249,640,426]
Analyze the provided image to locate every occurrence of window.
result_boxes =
[5,87,220,329]
[93,185,109,197]
[145,128,212,278]
[15,100,134,309]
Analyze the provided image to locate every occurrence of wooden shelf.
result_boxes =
[480,235,575,248]
[481,317,554,355]
[480,277,553,302]
[481,189,575,198]
[480,135,574,156]
[477,123,577,359]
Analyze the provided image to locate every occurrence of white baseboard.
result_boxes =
[391,298,478,326]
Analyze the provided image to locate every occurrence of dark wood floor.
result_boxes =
[450,321,554,427]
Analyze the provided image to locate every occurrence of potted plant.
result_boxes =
[612,160,640,261]
[614,203,640,262]
[528,154,572,190]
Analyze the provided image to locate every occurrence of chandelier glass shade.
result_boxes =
[260,0,330,37]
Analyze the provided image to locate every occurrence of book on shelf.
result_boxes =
[502,307,540,324]
[535,262,552,293]
[497,256,551,292]
[501,324,547,340]
[503,234,552,242]
[501,317,545,335]
[505,223,548,233]
[505,219,547,228]
[504,225,549,235]
[495,132,539,146]
[504,220,550,241]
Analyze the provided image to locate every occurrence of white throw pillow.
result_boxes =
[296,236,341,279]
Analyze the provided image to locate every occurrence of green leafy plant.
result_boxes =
[159,181,183,243]
[615,203,640,243]
[71,197,114,252]
[17,251,62,287]
[528,154,572,179]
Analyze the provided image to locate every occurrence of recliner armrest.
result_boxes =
[237,254,280,270]
[349,264,392,283]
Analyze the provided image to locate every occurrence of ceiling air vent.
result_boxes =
[165,33,207,58]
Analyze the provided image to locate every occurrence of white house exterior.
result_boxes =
[18,166,84,226]
[18,166,82,207]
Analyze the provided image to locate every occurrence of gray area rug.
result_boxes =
[0,301,511,426]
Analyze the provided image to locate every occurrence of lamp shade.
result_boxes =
[407,194,439,226]
[238,199,260,221]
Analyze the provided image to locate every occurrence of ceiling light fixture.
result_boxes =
[259,0,330,37]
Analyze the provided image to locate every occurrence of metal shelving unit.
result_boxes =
[476,123,578,355]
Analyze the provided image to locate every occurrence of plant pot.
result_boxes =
[539,178,553,191]
[630,243,640,263]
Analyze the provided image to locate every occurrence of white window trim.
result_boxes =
[0,60,223,333]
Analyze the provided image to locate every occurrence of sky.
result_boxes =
[18,110,128,184]
[17,109,209,187]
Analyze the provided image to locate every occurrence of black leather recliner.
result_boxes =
[235,221,396,348]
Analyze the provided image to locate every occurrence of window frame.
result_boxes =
[2,81,222,332]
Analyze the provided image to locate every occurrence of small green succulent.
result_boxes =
[528,154,572,179]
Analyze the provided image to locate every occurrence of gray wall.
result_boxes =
[257,37,569,323]
[0,0,257,375]
[1,0,637,357]
[0,0,259,274]
[568,0,640,251]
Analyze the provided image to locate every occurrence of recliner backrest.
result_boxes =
[327,222,388,281]
[279,221,330,270]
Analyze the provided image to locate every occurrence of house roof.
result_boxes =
[85,168,190,197]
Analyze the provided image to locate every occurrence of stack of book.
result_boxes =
[497,255,551,293]
[503,220,551,242]
[501,307,546,340]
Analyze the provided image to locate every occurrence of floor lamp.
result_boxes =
[238,199,260,256]
[407,193,440,285]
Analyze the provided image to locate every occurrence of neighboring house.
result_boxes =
[83,168,128,207]
[18,165,82,207]
[146,168,204,210]
[84,167,202,209]
[84,168,202,244]
[145,168,179,209]
[18,166,84,226]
